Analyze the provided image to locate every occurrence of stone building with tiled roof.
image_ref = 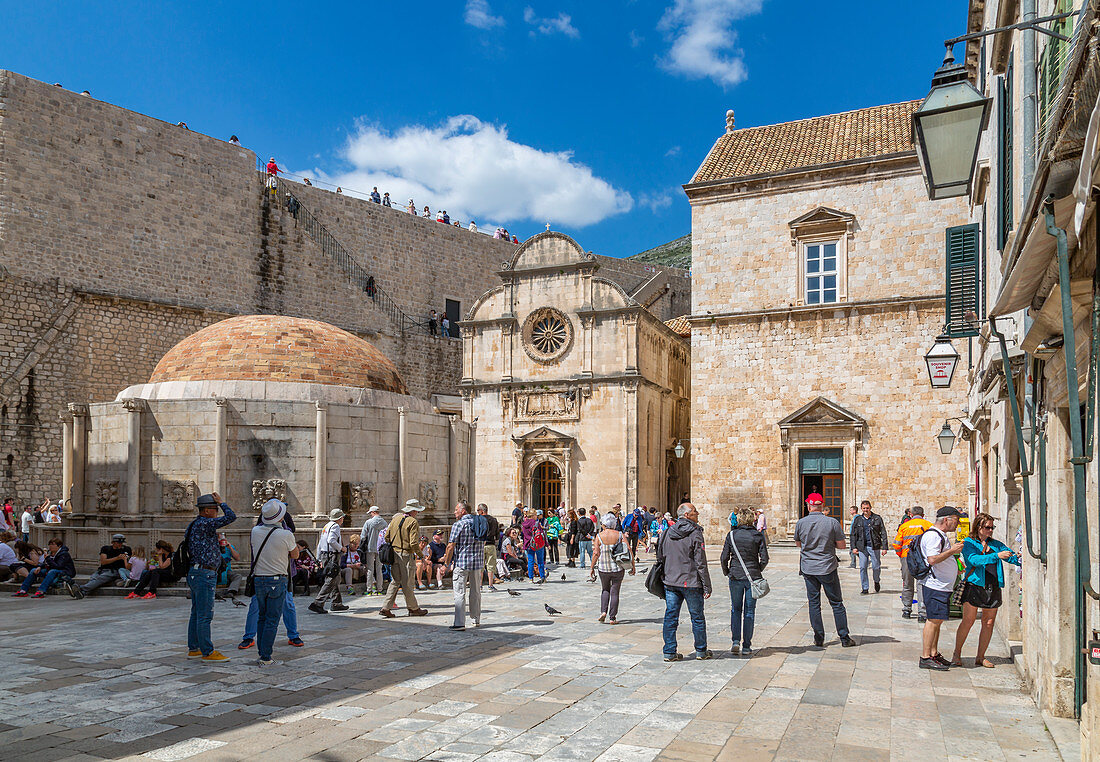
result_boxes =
[682,104,971,541]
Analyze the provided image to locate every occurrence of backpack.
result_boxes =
[472,514,490,542]
[378,515,407,566]
[172,519,196,572]
[906,528,945,581]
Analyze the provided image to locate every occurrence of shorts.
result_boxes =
[483,544,498,570]
[961,581,1002,609]
[922,586,953,621]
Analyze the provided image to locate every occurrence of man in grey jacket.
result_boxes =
[659,502,712,662]
[359,505,387,595]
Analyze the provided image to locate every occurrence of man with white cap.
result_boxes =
[310,508,349,614]
[379,499,428,618]
[359,505,387,595]
[250,499,299,666]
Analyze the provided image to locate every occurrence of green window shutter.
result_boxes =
[998,59,1014,251]
[946,223,981,338]
[799,449,843,474]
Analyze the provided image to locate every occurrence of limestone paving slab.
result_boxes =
[0,549,1064,761]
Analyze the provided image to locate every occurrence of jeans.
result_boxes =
[243,589,300,641]
[452,567,482,627]
[599,570,624,619]
[803,571,849,640]
[858,545,881,591]
[526,548,546,579]
[579,540,593,568]
[729,577,757,648]
[187,567,218,655]
[253,576,288,660]
[900,561,926,617]
[134,569,164,594]
[663,585,707,656]
[80,568,125,593]
[20,568,64,594]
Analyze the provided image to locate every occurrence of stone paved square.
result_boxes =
[0,550,1064,761]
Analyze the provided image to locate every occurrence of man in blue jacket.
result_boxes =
[13,537,75,597]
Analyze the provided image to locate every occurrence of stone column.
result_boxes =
[314,402,328,516]
[59,409,73,509]
[501,324,514,382]
[448,415,459,510]
[580,316,594,378]
[398,407,407,503]
[122,399,144,516]
[213,398,228,496]
[68,404,88,513]
[623,381,638,510]
[513,448,525,506]
[467,419,477,507]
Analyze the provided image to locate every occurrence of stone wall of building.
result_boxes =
[0,70,688,504]
[691,299,971,539]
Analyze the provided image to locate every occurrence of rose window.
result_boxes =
[531,315,568,354]
[521,308,574,363]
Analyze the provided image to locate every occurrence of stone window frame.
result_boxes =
[797,233,847,306]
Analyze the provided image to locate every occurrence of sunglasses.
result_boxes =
[980,523,995,530]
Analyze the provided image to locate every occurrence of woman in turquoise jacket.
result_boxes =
[951,512,1021,668]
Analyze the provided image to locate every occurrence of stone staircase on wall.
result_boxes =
[262,175,421,336]
[0,285,81,403]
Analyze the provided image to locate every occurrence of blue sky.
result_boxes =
[2,1,967,258]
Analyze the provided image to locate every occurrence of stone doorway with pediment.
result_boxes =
[512,426,575,512]
[778,397,866,535]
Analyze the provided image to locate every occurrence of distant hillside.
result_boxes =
[628,234,691,269]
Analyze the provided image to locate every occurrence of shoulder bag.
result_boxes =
[610,531,632,570]
[730,530,770,599]
[378,515,407,566]
[644,532,666,598]
[244,526,279,597]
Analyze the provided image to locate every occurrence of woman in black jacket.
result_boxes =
[719,507,769,657]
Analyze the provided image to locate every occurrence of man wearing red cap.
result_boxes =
[794,493,856,648]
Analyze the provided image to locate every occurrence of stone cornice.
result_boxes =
[689,294,945,326]
[460,372,683,396]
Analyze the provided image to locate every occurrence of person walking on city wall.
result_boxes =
[186,493,236,661]
[249,499,299,666]
[443,501,482,631]
[359,505,387,595]
[918,506,966,670]
[720,507,769,657]
[380,500,428,618]
[590,512,635,624]
[660,502,712,661]
[310,509,349,614]
[893,506,932,621]
[240,504,304,651]
[850,500,888,595]
[477,503,501,591]
[794,493,855,649]
[951,512,1020,668]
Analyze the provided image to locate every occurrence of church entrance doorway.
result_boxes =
[532,461,561,513]
[799,448,842,518]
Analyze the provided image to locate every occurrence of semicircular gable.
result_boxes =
[590,277,635,309]
[507,231,594,271]
[465,285,507,321]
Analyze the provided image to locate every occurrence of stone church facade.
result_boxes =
[685,105,972,540]
[461,232,690,518]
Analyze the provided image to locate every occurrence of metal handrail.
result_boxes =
[262,173,425,334]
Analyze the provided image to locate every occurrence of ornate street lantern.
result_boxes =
[912,47,991,200]
[937,421,957,454]
[925,334,960,388]
[673,440,686,459]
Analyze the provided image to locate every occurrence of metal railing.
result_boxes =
[262,172,428,334]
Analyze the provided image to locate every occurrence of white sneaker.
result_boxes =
[256,658,280,667]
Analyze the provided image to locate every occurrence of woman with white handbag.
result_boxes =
[589,513,636,624]
[719,507,770,657]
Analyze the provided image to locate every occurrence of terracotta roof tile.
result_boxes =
[690,101,920,184]
[664,315,691,337]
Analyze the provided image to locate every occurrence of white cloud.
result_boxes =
[523,7,580,38]
[313,115,632,228]
[665,145,681,157]
[639,190,675,212]
[465,0,505,29]
[658,0,763,88]
[629,30,644,48]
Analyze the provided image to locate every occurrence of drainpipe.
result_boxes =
[1042,196,1099,720]
[1022,0,1037,192]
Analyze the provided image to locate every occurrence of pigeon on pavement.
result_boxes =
[232,598,246,607]
[508,589,521,597]
[560,573,566,581]
[545,603,561,616]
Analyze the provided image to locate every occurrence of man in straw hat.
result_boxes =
[379,499,429,618]
[309,508,350,614]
